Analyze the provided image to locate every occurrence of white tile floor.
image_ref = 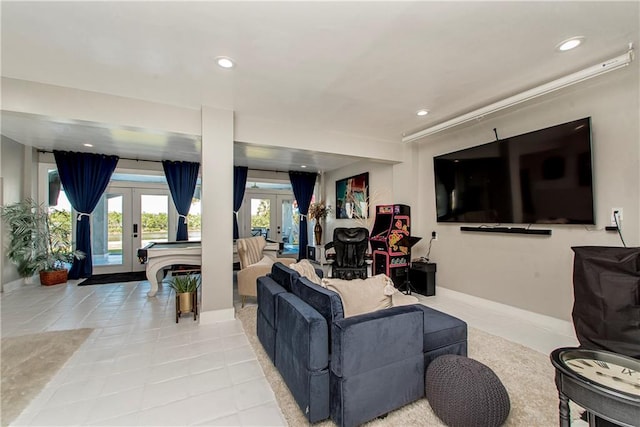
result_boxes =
[2,276,581,426]
[2,278,285,427]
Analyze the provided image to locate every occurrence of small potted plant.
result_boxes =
[168,273,201,321]
[0,198,84,285]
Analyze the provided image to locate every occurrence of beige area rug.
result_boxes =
[237,305,575,426]
[1,328,93,426]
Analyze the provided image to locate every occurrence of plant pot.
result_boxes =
[39,269,68,286]
[178,292,194,312]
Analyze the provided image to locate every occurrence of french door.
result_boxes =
[242,192,298,256]
[92,186,175,274]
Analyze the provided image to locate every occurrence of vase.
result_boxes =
[314,221,323,245]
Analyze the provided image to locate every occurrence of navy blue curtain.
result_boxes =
[162,161,200,241]
[53,151,119,279]
[233,166,248,239]
[289,171,318,260]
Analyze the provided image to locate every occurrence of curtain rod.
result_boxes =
[39,151,310,173]
[38,149,165,164]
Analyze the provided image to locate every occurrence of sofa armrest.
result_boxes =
[275,257,296,266]
[331,305,424,377]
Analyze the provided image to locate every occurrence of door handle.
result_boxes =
[133,223,138,238]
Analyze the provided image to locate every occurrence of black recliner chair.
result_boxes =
[325,227,369,280]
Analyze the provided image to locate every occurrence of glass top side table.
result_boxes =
[550,347,640,427]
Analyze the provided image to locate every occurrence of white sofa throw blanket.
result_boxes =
[321,274,418,318]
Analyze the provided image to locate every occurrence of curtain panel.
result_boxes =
[289,171,318,260]
[233,166,249,239]
[162,161,200,241]
[53,150,119,279]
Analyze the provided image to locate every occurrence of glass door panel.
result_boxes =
[278,196,298,256]
[132,190,173,273]
[92,188,133,274]
[139,194,170,246]
[106,195,124,266]
[91,193,126,267]
[188,198,201,241]
[92,188,173,274]
[242,191,297,254]
[47,189,74,270]
[249,197,275,239]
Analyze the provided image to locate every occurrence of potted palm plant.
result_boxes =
[168,273,200,321]
[0,198,84,285]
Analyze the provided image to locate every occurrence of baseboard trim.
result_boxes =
[435,287,575,337]
[2,277,31,293]
[199,308,236,324]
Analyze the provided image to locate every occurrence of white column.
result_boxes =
[199,106,235,322]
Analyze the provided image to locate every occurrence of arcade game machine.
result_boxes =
[370,204,412,288]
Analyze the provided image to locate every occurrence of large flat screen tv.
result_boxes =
[434,117,594,224]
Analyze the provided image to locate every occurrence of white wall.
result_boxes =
[235,115,403,164]
[413,61,639,321]
[1,136,27,285]
[2,78,201,136]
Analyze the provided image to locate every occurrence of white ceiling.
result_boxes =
[1,1,638,172]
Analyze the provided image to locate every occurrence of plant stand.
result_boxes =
[175,290,198,323]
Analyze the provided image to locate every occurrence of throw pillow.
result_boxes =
[321,274,394,317]
[391,291,420,307]
[289,259,322,285]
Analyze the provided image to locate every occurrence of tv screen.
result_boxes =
[434,117,594,224]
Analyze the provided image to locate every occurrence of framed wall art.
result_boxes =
[335,172,369,219]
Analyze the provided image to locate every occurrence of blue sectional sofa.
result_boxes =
[256,262,467,427]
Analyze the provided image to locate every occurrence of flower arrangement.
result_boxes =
[309,201,331,221]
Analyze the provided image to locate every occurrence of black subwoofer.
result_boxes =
[409,262,436,296]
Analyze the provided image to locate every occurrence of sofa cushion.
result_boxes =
[276,292,329,371]
[257,276,286,329]
[290,259,323,285]
[275,292,331,423]
[415,305,468,353]
[293,277,345,327]
[321,275,395,318]
[257,309,277,363]
[392,291,420,306]
[269,262,300,292]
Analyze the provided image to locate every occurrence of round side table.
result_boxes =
[550,347,640,427]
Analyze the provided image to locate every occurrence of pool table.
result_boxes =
[137,239,283,297]
[138,241,201,297]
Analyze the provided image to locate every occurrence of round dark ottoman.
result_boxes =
[425,355,510,427]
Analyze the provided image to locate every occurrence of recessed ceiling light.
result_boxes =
[83,143,93,147]
[216,56,235,69]
[301,165,307,168]
[416,109,429,117]
[557,37,584,52]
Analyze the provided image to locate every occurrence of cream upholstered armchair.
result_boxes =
[236,236,295,307]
